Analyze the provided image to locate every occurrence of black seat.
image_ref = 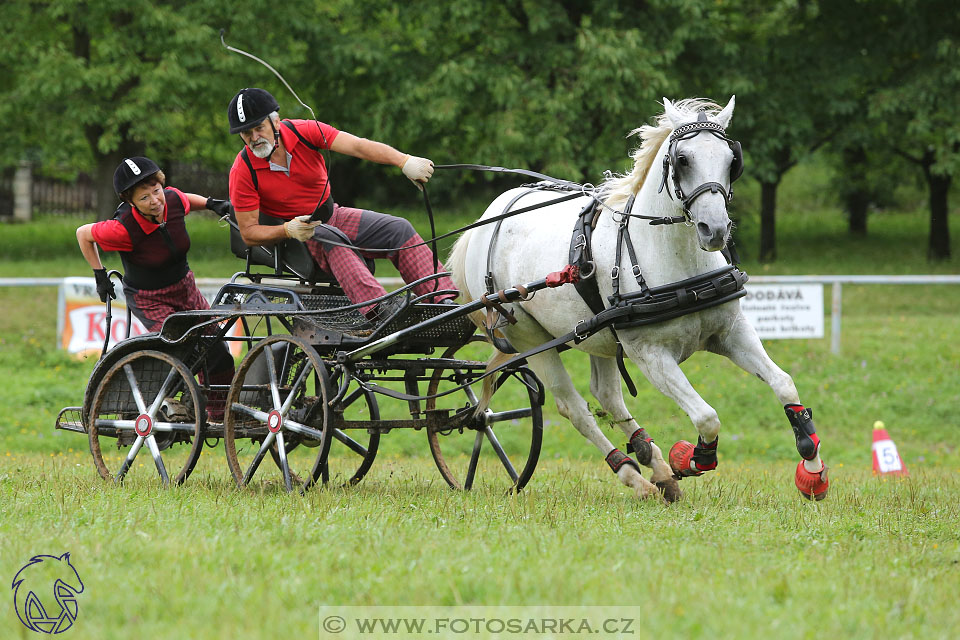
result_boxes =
[227,211,339,284]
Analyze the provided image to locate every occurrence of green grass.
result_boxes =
[1,457,959,639]
[1,163,959,638]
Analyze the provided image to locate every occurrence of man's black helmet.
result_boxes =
[113,157,161,197]
[228,88,279,134]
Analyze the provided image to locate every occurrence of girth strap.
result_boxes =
[568,199,605,315]
[569,197,639,396]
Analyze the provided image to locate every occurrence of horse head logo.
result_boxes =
[11,553,84,634]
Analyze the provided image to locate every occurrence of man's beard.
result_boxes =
[250,138,275,159]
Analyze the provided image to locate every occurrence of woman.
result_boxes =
[76,156,234,421]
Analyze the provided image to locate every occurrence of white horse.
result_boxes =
[449,97,829,502]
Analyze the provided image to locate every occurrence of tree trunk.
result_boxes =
[926,171,951,260]
[94,151,126,220]
[844,145,869,235]
[846,192,869,235]
[75,22,143,220]
[88,140,143,220]
[759,180,778,262]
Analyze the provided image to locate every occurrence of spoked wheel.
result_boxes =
[322,376,381,487]
[223,335,332,493]
[425,340,544,492]
[88,350,204,486]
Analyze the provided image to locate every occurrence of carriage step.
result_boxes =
[55,407,86,434]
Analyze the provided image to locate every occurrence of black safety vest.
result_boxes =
[116,189,190,290]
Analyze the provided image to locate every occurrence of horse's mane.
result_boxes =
[600,98,723,211]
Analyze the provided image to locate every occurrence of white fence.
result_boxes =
[2,275,958,355]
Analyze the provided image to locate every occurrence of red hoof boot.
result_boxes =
[795,461,829,500]
[669,441,701,478]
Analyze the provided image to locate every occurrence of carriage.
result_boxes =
[55,215,547,493]
[57,96,830,501]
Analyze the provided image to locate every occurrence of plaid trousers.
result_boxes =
[124,271,235,415]
[125,270,210,332]
[305,205,458,313]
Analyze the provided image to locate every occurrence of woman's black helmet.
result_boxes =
[113,157,161,197]
[228,88,279,134]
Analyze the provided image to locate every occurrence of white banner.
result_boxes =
[58,277,241,357]
[741,283,824,339]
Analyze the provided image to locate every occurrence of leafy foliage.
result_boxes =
[0,0,957,253]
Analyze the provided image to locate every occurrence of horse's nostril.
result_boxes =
[697,222,710,236]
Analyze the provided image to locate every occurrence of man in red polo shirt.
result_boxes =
[226,88,458,317]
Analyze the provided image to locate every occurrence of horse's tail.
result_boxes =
[448,230,513,415]
[477,349,514,415]
[448,229,473,301]
[448,229,486,331]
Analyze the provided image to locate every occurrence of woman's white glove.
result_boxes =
[402,155,435,189]
[284,215,323,241]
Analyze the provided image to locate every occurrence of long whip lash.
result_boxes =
[220,30,318,123]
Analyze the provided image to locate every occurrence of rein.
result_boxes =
[288,164,689,257]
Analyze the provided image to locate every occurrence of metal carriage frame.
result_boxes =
[56,228,546,494]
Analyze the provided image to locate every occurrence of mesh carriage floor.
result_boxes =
[295,294,475,345]
[161,288,475,349]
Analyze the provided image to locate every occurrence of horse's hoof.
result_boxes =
[795,460,829,500]
[656,478,683,503]
[669,440,702,478]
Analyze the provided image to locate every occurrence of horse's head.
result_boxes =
[659,96,742,252]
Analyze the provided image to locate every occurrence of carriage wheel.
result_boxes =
[223,335,332,493]
[321,380,381,487]
[88,350,204,486]
[425,341,544,492]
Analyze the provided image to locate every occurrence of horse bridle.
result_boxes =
[658,111,744,217]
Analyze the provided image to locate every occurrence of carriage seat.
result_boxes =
[227,211,351,284]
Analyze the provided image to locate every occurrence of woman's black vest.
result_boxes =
[116,189,191,290]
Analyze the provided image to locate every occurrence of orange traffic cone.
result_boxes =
[872,421,908,476]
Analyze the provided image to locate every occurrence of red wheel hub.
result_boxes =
[267,410,283,434]
[134,414,153,437]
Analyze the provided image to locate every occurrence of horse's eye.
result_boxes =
[677,155,689,167]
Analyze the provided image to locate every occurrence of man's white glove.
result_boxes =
[284,215,323,241]
[402,155,434,190]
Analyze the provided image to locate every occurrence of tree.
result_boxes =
[668,0,837,262]
[815,0,960,260]
[870,29,960,260]
[303,0,723,204]
[0,0,328,218]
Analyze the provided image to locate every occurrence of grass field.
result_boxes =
[1,165,959,638]
[2,457,958,639]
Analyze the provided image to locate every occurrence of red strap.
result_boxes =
[545,264,580,287]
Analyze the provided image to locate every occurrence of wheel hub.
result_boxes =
[134,414,153,437]
[267,409,283,433]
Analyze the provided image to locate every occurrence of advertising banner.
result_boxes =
[58,277,242,358]
[740,283,824,339]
